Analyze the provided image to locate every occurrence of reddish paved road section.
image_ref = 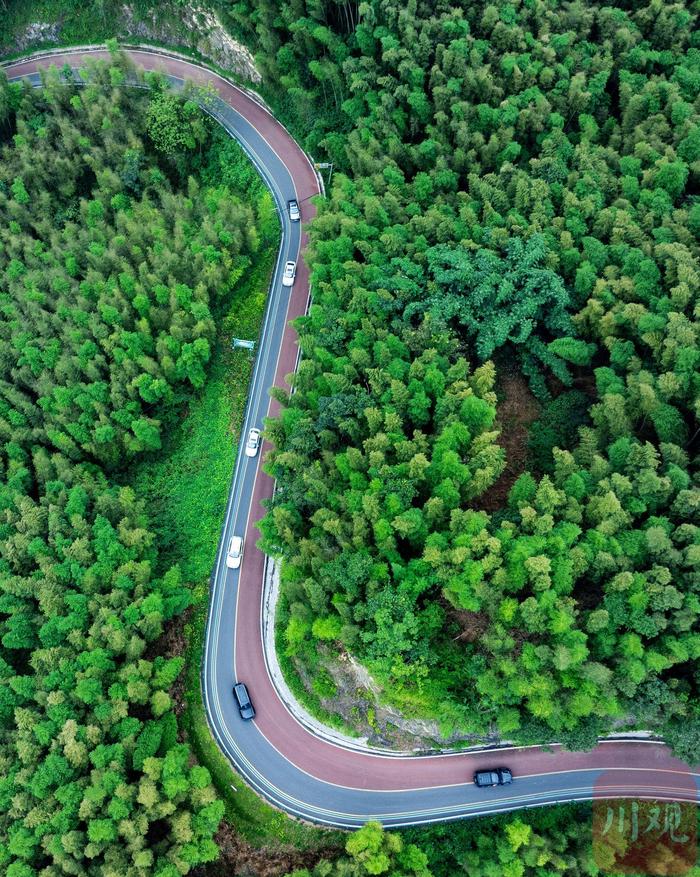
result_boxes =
[7,49,698,810]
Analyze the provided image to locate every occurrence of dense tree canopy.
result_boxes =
[0,64,255,467]
[287,821,432,877]
[222,0,700,751]
[410,804,700,877]
[286,810,694,877]
[0,53,263,874]
[1,0,699,868]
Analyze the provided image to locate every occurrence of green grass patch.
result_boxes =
[129,280,264,585]
[172,263,340,849]
[131,248,340,848]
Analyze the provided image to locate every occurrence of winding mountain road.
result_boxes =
[5,46,698,828]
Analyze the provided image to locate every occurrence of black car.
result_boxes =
[233,682,255,720]
[474,767,513,788]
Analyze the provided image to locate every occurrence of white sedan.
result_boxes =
[226,535,243,569]
[245,427,261,458]
[282,260,296,287]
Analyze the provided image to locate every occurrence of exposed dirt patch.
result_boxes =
[145,604,192,734]
[164,610,190,722]
[474,365,541,512]
[446,603,490,644]
[208,819,341,877]
[446,597,531,659]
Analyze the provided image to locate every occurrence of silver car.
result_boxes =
[288,199,300,221]
[226,535,243,569]
[245,427,261,457]
[282,260,296,287]
[233,682,255,720]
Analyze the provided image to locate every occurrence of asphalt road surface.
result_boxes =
[6,46,699,828]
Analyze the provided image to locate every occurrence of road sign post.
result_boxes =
[232,338,255,351]
[314,161,333,189]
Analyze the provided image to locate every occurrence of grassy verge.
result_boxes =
[132,246,340,850]
[185,598,342,850]
[127,129,341,850]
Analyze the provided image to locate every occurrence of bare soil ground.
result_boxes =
[208,822,341,877]
[445,603,490,644]
[147,607,190,721]
[474,367,541,512]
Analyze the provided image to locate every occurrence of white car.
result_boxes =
[245,427,261,458]
[226,535,243,569]
[288,199,300,222]
[282,260,296,287]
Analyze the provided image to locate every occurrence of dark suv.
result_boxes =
[233,682,255,720]
[474,767,513,788]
